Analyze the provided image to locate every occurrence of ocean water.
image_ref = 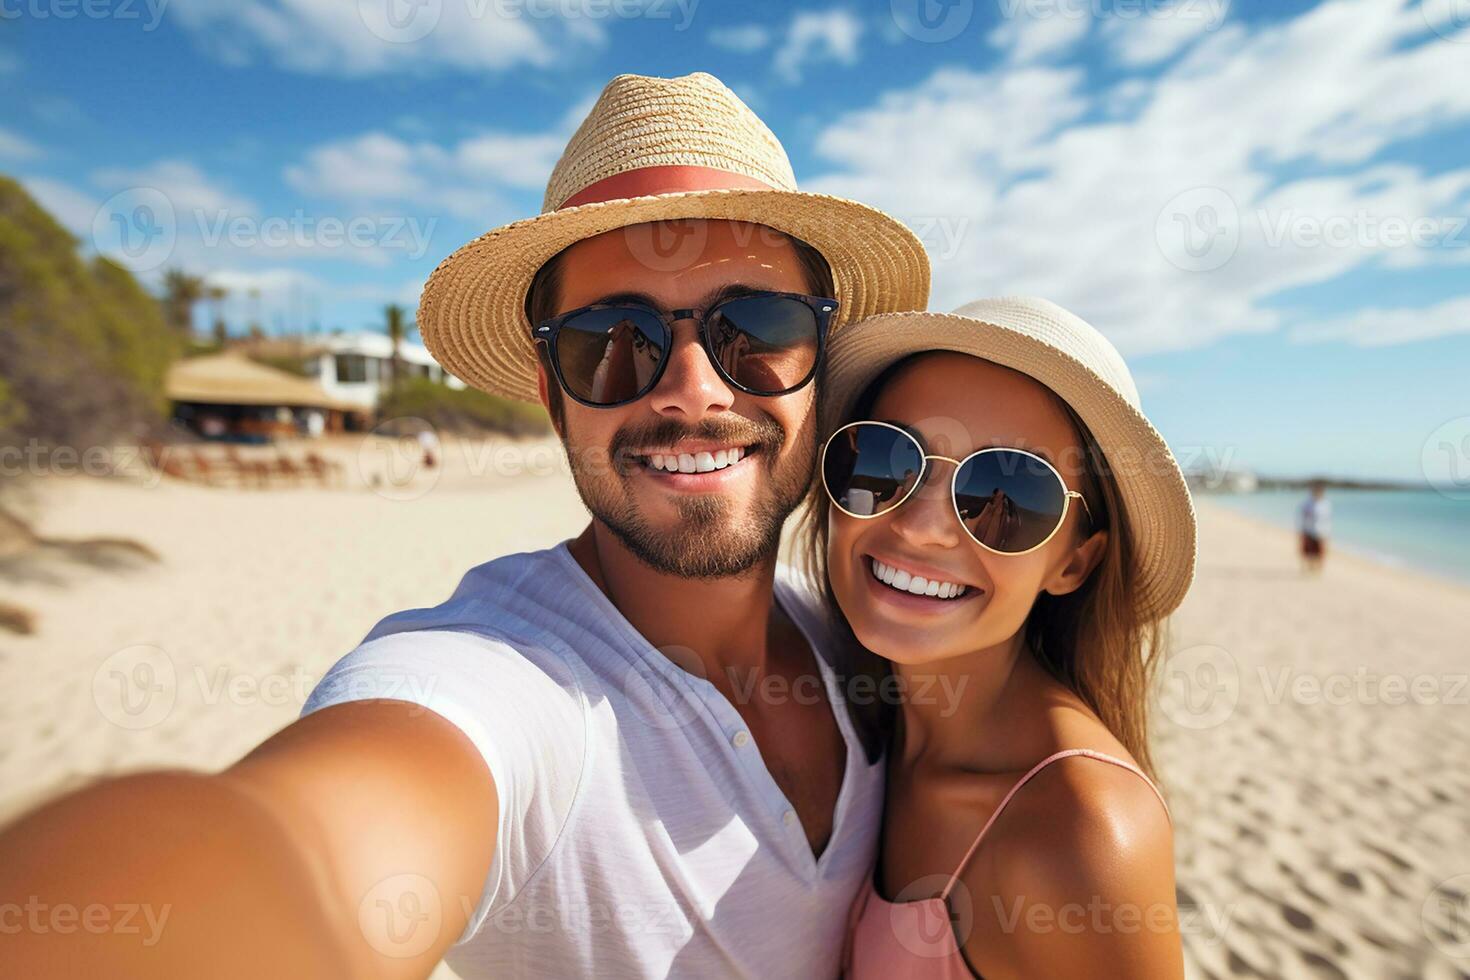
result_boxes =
[1205,488,1470,585]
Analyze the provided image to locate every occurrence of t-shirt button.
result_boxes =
[783,810,797,826]
[732,730,751,748]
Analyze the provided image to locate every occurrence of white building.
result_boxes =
[303,332,465,410]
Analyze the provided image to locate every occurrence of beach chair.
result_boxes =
[223,446,268,489]
[188,449,226,487]
[304,451,345,489]
[271,453,304,488]
[141,441,167,474]
[140,442,192,483]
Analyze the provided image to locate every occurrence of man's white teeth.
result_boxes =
[647,446,745,473]
[870,558,968,600]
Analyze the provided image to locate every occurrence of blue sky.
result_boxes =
[4,0,1469,483]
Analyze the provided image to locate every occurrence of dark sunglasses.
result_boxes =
[821,420,1093,556]
[533,290,837,408]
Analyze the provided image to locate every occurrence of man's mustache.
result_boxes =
[607,416,786,473]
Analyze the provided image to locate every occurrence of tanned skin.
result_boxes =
[829,354,1183,979]
[0,219,846,978]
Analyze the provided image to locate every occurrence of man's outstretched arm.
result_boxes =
[0,700,497,980]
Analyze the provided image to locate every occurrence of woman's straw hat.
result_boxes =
[823,297,1197,619]
[418,71,932,403]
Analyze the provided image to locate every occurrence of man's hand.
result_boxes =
[0,700,497,980]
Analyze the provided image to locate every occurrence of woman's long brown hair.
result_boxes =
[797,354,1167,781]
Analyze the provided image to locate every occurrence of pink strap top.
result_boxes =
[843,749,1169,980]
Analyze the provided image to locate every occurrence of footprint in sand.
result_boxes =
[1281,903,1315,931]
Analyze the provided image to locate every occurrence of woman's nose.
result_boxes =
[886,466,963,549]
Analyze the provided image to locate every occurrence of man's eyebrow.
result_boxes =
[579,290,661,309]
[700,282,770,308]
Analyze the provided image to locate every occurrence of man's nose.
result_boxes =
[646,320,736,420]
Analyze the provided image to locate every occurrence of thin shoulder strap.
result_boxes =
[938,748,1169,901]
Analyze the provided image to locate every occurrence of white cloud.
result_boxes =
[93,159,255,218]
[774,9,863,83]
[162,267,431,332]
[29,96,87,128]
[1105,11,1217,66]
[284,127,565,221]
[804,0,1470,353]
[988,9,1090,63]
[1289,294,1470,346]
[1100,0,1231,66]
[338,275,428,308]
[19,176,100,234]
[166,0,603,76]
[74,157,440,271]
[205,266,324,297]
[709,24,771,53]
[0,127,43,161]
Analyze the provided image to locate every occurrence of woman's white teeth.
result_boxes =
[648,446,745,473]
[870,558,967,600]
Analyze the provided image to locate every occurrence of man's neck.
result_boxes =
[567,521,782,694]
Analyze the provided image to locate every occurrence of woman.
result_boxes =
[805,297,1197,978]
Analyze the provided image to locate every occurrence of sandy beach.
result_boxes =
[1,435,1466,979]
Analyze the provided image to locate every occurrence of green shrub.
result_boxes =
[0,176,178,449]
[378,377,551,437]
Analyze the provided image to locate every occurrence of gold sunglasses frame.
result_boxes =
[820,419,1093,557]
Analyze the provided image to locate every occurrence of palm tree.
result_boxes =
[246,288,262,337]
[384,303,408,397]
[206,285,229,348]
[161,268,205,338]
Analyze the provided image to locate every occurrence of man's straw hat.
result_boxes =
[417,72,931,403]
[823,297,1197,619]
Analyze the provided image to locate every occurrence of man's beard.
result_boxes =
[566,412,815,579]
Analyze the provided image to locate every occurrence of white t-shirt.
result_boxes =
[302,541,884,979]
[1299,497,1332,537]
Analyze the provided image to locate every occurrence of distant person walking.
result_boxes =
[416,424,439,470]
[1299,481,1331,574]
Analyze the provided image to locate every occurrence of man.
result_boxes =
[1299,479,1331,575]
[0,73,929,978]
